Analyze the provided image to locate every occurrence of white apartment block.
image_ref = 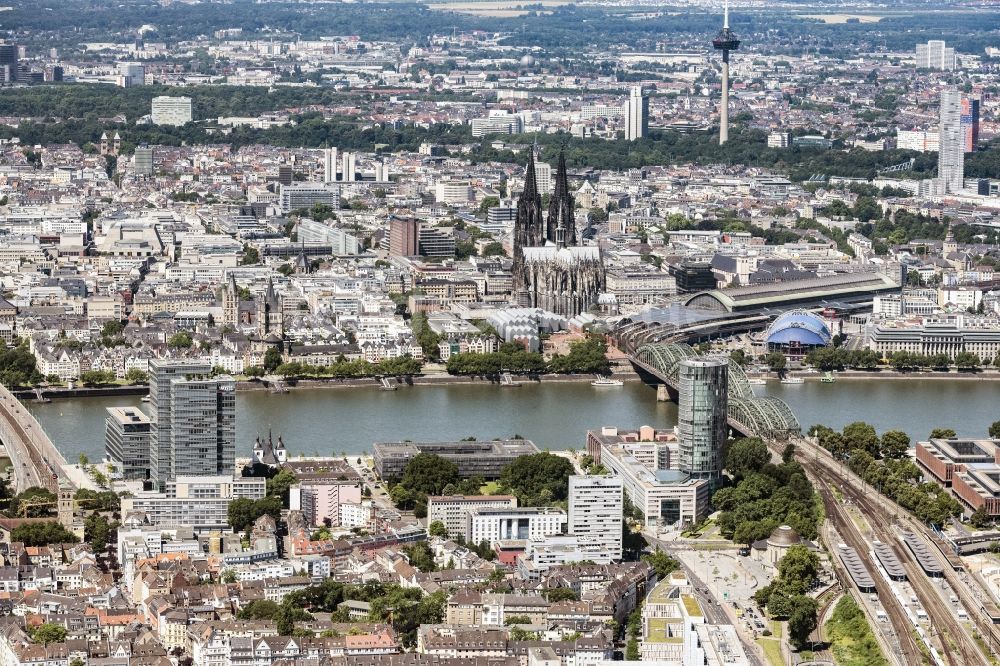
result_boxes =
[426,495,518,537]
[915,40,957,70]
[150,96,193,126]
[466,507,566,545]
[120,475,265,531]
[569,475,624,561]
[896,129,939,152]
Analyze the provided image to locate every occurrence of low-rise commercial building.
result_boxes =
[374,439,539,480]
[916,437,1000,516]
[587,427,709,528]
[120,476,266,531]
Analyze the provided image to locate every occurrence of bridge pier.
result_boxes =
[656,385,669,402]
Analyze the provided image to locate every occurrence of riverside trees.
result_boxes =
[809,422,962,526]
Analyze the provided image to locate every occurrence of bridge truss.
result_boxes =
[633,342,800,440]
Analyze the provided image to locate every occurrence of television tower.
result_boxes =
[712,0,740,145]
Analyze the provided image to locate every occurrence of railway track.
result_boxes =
[813,470,922,665]
[799,439,991,666]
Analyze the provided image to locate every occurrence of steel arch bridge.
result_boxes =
[633,343,699,384]
[728,396,801,440]
[631,342,800,440]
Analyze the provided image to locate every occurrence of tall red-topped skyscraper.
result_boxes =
[712,0,740,145]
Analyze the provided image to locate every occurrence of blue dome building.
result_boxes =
[764,310,832,357]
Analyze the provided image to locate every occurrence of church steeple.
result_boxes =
[555,205,567,249]
[546,151,575,246]
[943,221,958,256]
[514,150,544,255]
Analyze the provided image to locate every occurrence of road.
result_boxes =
[647,534,766,666]
[0,390,56,493]
[0,384,74,494]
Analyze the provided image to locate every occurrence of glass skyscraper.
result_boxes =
[149,359,235,490]
[678,358,729,489]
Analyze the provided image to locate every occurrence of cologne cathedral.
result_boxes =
[512,151,605,317]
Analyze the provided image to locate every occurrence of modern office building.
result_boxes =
[373,439,539,480]
[118,62,145,87]
[418,226,457,257]
[278,183,340,213]
[133,145,154,178]
[120,476,266,531]
[587,427,710,527]
[435,181,474,205]
[150,96,193,126]
[295,218,360,255]
[149,360,235,490]
[466,506,566,545]
[915,40,956,70]
[626,86,649,141]
[427,495,518,537]
[388,217,420,257]
[961,97,980,153]
[669,261,717,293]
[105,406,152,481]
[678,359,728,489]
[938,88,965,194]
[568,475,624,561]
[470,111,524,138]
[0,42,17,82]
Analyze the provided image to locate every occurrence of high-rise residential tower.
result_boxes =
[150,96,193,126]
[323,147,338,183]
[712,0,740,145]
[678,358,729,489]
[938,89,965,194]
[625,86,648,141]
[340,151,356,182]
[569,474,624,561]
[149,360,236,490]
[915,40,957,70]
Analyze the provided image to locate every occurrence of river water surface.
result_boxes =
[24,377,1000,461]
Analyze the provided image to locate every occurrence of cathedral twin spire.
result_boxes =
[514,148,575,253]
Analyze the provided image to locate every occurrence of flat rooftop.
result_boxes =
[375,439,538,457]
[106,406,151,425]
[920,438,996,462]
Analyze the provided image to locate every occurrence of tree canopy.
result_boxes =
[11,521,79,547]
[499,452,575,506]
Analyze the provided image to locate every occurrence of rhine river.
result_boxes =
[23,378,1000,462]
